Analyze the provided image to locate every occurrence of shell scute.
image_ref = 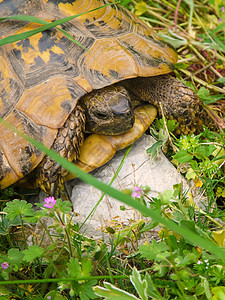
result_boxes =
[0,53,24,118]
[0,108,55,182]
[0,0,178,188]
[15,76,86,129]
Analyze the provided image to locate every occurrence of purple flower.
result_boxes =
[131,186,142,198]
[221,6,224,12]
[43,196,56,208]
[219,18,222,22]
[1,262,9,269]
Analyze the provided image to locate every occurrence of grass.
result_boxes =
[0,0,225,299]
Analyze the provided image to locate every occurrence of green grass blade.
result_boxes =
[0,2,119,46]
[0,275,128,286]
[209,32,225,53]
[0,14,50,24]
[80,145,132,229]
[1,118,225,261]
[0,14,86,49]
[212,22,225,34]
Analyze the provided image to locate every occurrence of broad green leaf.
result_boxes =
[202,277,212,300]
[179,220,212,245]
[173,150,193,163]
[153,117,178,132]
[158,189,173,205]
[67,257,93,278]
[145,273,163,299]
[78,280,97,300]
[146,140,164,159]
[22,245,44,262]
[60,258,97,300]
[158,31,187,48]
[81,259,93,277]
[56,199,73,214]
[0,285,10,297]
[196,282,205,296]
[94,282,139,300]
[3,200,34,220]
[8,249,24,271]
[197,87,224,104]
[130,267,148,300]
[213,229,225,247]
[195,145,216,159]
[139,240,169,261]
[211,286,225,300]
[0,215,21,235]
[67,257,81,278]
[44,291,67,299]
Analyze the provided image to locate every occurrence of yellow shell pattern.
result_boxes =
[0,0,177,188]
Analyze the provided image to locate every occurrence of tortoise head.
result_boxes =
[80,85,135,135]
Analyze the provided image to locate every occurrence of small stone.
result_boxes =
[70,134,189,239]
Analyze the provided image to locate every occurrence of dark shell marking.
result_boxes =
[0,0,177,188]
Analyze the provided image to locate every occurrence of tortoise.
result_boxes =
[0,0,209,194]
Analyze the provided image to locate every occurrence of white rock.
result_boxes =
[70,134,189,239]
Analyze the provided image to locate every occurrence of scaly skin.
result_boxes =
[122,74,209,135]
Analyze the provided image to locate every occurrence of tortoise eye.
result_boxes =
[94,111,109,120]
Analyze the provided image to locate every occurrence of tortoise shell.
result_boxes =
[0,0,177,189]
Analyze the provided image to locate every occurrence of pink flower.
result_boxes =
[131,186,142,198]
[1,262,9,269]
[43,196,56,208]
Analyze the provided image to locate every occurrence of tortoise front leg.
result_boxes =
[35,105,86,195]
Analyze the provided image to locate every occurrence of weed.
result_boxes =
[0,0,225,299]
